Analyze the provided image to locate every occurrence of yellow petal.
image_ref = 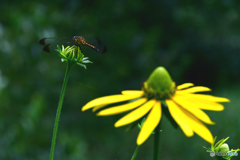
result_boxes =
[97,98,147,116]
[181,108,214,143]
[137,101,161,145]
[92,104,108,112]
[178,86,211,93]
[176,92,230,102]
[121,90,144,96]
[172,95,215,124]
[166,100,193,137]
[195,101,224,111]
[114,99,156,127]
[175,92,225,111]
[82,94,142,111]
[177,83,194,90]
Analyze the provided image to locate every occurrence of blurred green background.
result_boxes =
[0,0,240,159]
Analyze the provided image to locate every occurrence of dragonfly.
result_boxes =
[39,36,107,54]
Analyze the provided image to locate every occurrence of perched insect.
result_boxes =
[39,36,107,54]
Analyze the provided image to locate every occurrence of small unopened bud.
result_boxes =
[219,143,230,153]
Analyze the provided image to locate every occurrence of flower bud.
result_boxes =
[219,143,230,153]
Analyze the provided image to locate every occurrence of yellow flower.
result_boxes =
[82,67,230,145]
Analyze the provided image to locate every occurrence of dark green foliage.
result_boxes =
[0,0,239,159]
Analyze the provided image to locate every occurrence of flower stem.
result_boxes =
[49,62,73,160]
[153,121,161,160]
[131,145,141,160]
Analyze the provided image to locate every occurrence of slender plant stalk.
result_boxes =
[49,62,73,160]
[153,122,161,160]
[131,145,141,160]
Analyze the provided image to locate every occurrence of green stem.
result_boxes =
[131,145,141,160]
[49,62,73,160]
[153,122,161,160]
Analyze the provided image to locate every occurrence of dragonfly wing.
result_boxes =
[83,38,107,54]
[39,37,74,45]
[39,38,48,45]
[43,44,51,52]
[42,43,75,53]
[39,36,107,54]
[101,45,107,54]
[96,38,107,54]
